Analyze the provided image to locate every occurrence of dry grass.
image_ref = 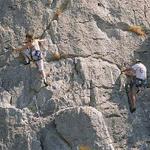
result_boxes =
[128,25,146,36]
[53,51,61,60]
[55,7,63,16]
[52,7,63,20]
[79,145,91,150]
[53,0,70,20]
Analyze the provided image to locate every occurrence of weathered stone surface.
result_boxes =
[0,0,150,149]
[55,106,114,150]
[0,107,42,150]
[40,124,71,150]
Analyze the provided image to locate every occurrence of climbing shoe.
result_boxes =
[23,62,30,65]
[130,107,136,113]
[43,80,48,87]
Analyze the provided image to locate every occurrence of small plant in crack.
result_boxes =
[128,25,146,36]
[53,7,63,20]
[79,145,91,150]
[53,0,71,20]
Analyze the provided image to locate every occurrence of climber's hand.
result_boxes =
[121,71,124,74]
[12,47,16,51]
[12,46,19,52]
[8,44,16,51]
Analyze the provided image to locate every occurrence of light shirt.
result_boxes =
[132,63,147,80]
[32,39,40,50]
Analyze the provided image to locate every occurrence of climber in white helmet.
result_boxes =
[121,59,147,113]
[13,33,48,86]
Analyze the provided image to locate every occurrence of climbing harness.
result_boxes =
[31,49,42,61]
[22,48,43,65]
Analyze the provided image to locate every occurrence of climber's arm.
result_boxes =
[121,67,135,76]
[38,39,48,50]
[121,68,132,73]
[38,39,47,42]
[13,43,31,51]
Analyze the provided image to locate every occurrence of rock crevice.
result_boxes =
[0,0,150,149]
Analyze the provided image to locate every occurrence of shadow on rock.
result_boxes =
[110,36,150,149]
[0,53,47,109]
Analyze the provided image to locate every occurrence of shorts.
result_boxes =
[35,59,44,71]
[130,77,147,93]
[22,49,31,60]
[133,78,147,88]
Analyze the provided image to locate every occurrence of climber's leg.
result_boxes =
[36,59,48,86]
[128,79,137,113]
[22,49,31,65]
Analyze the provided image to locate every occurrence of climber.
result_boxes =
[13,33,48,86]
[121,59,147,113]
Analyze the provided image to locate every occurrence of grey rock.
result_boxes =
[0,107,42,150]
[41,126,71,150]
[0,0,150,149]
[55,106,114,150]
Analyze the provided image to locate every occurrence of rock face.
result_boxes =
[0,0,150,150]
[0,107,42,150]
[55,106,114,150]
